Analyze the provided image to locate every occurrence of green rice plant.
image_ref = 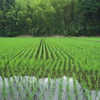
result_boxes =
[2,80,7,100]
[43,42,47,60]
[45,42,52,59]
[0,37,100,100]
[8,80,15,100]
[38,43,43,59]
[50,77,56,98]
[58,78,63,100]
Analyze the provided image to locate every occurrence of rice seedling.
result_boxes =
[0,37,100,100]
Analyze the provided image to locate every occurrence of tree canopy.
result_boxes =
[0,0,100,37]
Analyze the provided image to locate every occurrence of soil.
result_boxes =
[51,35,64,37]
[17,35,33,37]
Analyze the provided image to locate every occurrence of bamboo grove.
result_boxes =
[0,0,100,37]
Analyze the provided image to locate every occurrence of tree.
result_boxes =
[0,0,99,37]
[0,0,3,10]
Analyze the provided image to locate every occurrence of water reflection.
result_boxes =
[0,76,100,100]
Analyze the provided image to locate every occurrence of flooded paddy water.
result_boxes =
[0,76,100,100]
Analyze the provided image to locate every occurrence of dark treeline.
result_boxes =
[0,0,100,37]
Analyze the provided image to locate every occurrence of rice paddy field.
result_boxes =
[0,37,100,100]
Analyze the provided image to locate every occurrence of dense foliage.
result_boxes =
[0,0,100,37]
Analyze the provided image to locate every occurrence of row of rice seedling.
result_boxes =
[0,37,100,100]
[0,38,34,59]
[0,38,41,77]
[45,38,100,90]
[32,38,90,99]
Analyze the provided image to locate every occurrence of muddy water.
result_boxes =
[0,76,100,100]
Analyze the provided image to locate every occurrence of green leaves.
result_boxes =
[26,18,32,27]
[0,0,100,36]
